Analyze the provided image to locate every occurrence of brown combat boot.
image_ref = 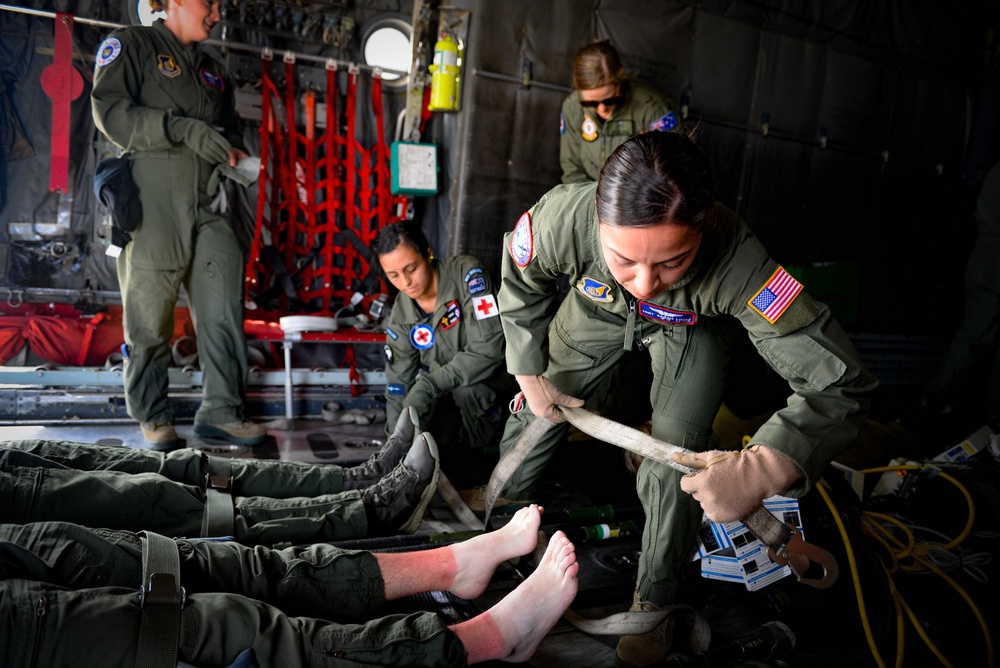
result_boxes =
[615,595,676,667]
[140,422,184,452]
[194,419,267,445]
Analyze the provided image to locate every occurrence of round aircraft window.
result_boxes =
[127,0,165,26]
[361,16,412,88]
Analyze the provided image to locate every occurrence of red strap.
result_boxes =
[342,344,363,397]
[76,312,108,366]
[40,12,83,193]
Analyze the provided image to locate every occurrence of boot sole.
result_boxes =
[193,422,267,446]
[146,437,186,452]
[398,432,441,534]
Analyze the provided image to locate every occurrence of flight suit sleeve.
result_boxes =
[499,211,564,376]
[382,307,421,435]
[91,30,176,153]
[559,94,591,184]
[725,250,878,493]
[423,263,506,392]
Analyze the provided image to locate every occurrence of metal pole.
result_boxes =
[0,3,407,79]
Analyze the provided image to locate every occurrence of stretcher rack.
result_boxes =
[247,325,386,420]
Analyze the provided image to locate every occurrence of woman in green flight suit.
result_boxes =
[559,40,680,184]
[373,221,516,487]
[497,130,878,667]
[91,0,265,450]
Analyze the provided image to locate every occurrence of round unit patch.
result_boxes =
[510,212,533,268]
[96,37,122,67]
[409,324,434,350]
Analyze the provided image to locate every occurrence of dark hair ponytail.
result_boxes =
[596,131,716,230]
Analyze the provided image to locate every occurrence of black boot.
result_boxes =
[343,406,420,490]
[361,431,440,534]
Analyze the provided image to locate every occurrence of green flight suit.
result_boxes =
[498,182,877,604]
[559,81,678,184]
[0,522,465,667]
[383,256,513,451]
[91,20,250,428]
[0,440,370,546]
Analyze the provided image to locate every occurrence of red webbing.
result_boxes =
[245,53,274,302]
[46,13,77,193]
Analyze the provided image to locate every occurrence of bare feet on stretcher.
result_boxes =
[449,504,543,599]
[462,530,579,663]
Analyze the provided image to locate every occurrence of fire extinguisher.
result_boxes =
[428,31,460,111]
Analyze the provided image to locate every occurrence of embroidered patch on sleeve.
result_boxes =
[748,267,803,324]
[510,212,533,268]
[649,111,679,132]
[472,294,499,319]
[387,383,405,397]
[96,37,122,67]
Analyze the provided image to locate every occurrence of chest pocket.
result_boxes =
[606,119,635,137]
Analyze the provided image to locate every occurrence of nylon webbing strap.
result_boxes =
[135,531,183,668]
[201,457,235,537]
[484,406,792,556]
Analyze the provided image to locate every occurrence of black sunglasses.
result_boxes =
[580,95,623,109]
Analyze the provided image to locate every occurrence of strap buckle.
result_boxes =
[205,472,234,491]
[139,572,186,608]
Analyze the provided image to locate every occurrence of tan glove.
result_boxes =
[513,374,584,424]
[673,445,802,523]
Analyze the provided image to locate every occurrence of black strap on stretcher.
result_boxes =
[135,531,184,668]
[201,457,235,538]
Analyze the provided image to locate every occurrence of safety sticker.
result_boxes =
[410,323,435,350]
[95,37,122,67]
[638,301,695,325]
[472,293,499,319]
[576,277,614,303]
[439,300,461,330]
[467,275,486,296]
[581,114,598,142]
[200,69,225,90]
[157,55,181,78]
[748,267,803,324]
[385,327,399,340]
[649,111,679,132]
[511,212,533,268]
[387,383,406,396]
[464,267,483,282]
[383,344,394,364]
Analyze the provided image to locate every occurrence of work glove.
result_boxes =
[401,374,438,424]
[513,374,584,424]
[673,445,802,523]
[168,116,231,164]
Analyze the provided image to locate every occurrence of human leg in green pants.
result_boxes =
[0,507,580,667]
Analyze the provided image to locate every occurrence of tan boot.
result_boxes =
[194,419,267,445]
[615,595,676,667]
[140,422,184,452]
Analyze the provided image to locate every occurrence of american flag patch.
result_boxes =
[748,267,803,323]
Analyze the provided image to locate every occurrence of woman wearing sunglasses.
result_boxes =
[559,40,680,184]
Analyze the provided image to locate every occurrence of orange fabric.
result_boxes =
[0,314,125,366]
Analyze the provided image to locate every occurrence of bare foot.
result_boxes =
[449,504,543,600]
[483,530,579,662]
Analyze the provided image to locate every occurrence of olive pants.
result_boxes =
[0,440,368,546]
[0,522,464,667]
[122,149,249,427]
[498,299,738,605]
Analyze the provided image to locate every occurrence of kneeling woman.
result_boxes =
[372,221,515,485]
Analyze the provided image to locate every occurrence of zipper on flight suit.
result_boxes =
[30,594,47,666]
[623,292,644,352]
